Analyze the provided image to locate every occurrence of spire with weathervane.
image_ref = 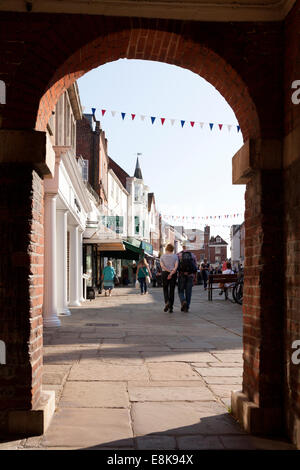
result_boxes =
[134,153,143,180]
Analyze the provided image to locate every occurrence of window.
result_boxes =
[216,236,221,243]
[134,216,140,234]
[134,185,140,202]
[82,160,89,181]
[215,247,221,255]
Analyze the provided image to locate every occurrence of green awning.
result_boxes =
[100,241,143,260]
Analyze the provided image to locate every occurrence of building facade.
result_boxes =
[43,84,91,327]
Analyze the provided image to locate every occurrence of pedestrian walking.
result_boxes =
[160,243,179,313]
[136,258,151,295]
[151,265,158,287]
[102,260,116,297]
[131,261,137,284]
[201,259,210,290]
[177,244,198,312]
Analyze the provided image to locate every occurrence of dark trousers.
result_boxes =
[138,278,147,293]
[162,272,177,308]
[202,271,208,289]
[178,275,194,308]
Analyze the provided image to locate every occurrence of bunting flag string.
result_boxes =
[91,107,241,133]
[160,212,244,222]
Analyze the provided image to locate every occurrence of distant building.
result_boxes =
[126,157,150,243]
[208,235,228,265]
[230,222,245,268]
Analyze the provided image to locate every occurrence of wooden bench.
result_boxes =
[208,273,238,301]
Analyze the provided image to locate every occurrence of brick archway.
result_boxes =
[35,28,260,142]
[1,10,295,445]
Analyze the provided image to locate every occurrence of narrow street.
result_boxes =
[1,287,294,450]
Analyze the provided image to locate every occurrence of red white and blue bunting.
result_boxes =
[91,108,241,133]
[161,213,243,222]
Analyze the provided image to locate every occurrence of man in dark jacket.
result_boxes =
[177,245,198,312]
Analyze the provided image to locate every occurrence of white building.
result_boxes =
[184,228,204,251]
[126,157,151,243]
[43,84,91,328]
[107,167,129,238]
[230,223,245,269]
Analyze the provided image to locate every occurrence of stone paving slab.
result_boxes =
[147,362,201,381]
[131,402,245,436]
[128,385,216,402]
[212,353,243,363]
[68,363,150,381]
[60,381,129,408]
[208,384,241,398]
[136,435,177,450]
[203,376,243,385]
[177,435,224,450]
[195,367,243,377]
[42,408,133,448]
[42,365,71,385]
[141,351,219,363]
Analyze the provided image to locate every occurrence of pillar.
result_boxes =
[78,229,84,302]
[0,128,55,434]
[69,224,81,307]
[56,209,71,316]
[231,139,285,435]
[43,194,61,327]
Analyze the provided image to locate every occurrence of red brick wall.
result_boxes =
[283,1,300,445]
[0,165,44,426]
[0,13,285,140]
[243,170,284,413]
[76,116,94,188]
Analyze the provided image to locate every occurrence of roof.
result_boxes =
[108,157,129,189]
[209,235,228,246]
[134,157,143,179]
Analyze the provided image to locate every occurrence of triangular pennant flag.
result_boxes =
[170,119,175,126]
[181,120,185,128]
[161,118,165,125]
[111,111,116,117]
[121,112,126,120]
[199,122,204,128]
[209,123,214,130]
[151,116,156,125]
[237,125,241,132]
[190,121,195,127]
[91,108,96,115]
[140,115,145,121]
[218,124,223,130]
[101,109,106,116]
[227,124,232,132]
[131,114,136,120]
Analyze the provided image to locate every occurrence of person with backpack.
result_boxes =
[177,244,198,312]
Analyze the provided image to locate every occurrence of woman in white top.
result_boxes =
[160,243,178,313]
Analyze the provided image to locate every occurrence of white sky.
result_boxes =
[77,59,245,244]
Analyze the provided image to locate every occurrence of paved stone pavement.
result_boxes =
[1,286,295,450]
